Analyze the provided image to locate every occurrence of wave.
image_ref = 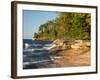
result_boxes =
[24,42,56,52]
[23,59,52,65]
[23,48,49,52]
[23,48,35,52]
[24,43,43,49]
[43,44,56,50]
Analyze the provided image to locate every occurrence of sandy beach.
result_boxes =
[44,46,90,68]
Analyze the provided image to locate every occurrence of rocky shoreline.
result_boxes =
[47,39,91,67]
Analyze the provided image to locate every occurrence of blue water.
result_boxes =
[23,39,53,69]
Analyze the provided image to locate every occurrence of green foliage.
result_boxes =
[33,12,91,40]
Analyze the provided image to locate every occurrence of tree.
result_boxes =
[33,12,91,40]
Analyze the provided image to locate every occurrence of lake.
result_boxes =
[23,39,54,69]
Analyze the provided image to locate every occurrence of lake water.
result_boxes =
[23,39,54,69]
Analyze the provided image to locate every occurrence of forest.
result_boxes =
[33,12,91,40]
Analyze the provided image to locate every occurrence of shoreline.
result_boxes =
[49,46,90,67]
[23,39,91,69]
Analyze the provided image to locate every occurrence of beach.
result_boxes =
[23,39,90,69]
[45,40,90,68]
[50,47,90,67]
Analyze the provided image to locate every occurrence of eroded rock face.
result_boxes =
[71,40,90,50]
[51,39,90,50]
[71,40,83,49]
[51,39,68,49]
[49,40,90,67]
[52,39,64,47]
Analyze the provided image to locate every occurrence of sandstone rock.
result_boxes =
[71,40,90,49]
[52,39,64,48]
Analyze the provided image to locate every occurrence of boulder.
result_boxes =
[71,40,90,49]
[52,39,64,48]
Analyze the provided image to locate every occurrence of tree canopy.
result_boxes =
[33,12,91,40]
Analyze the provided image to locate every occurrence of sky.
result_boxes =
[23,10,58,39]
